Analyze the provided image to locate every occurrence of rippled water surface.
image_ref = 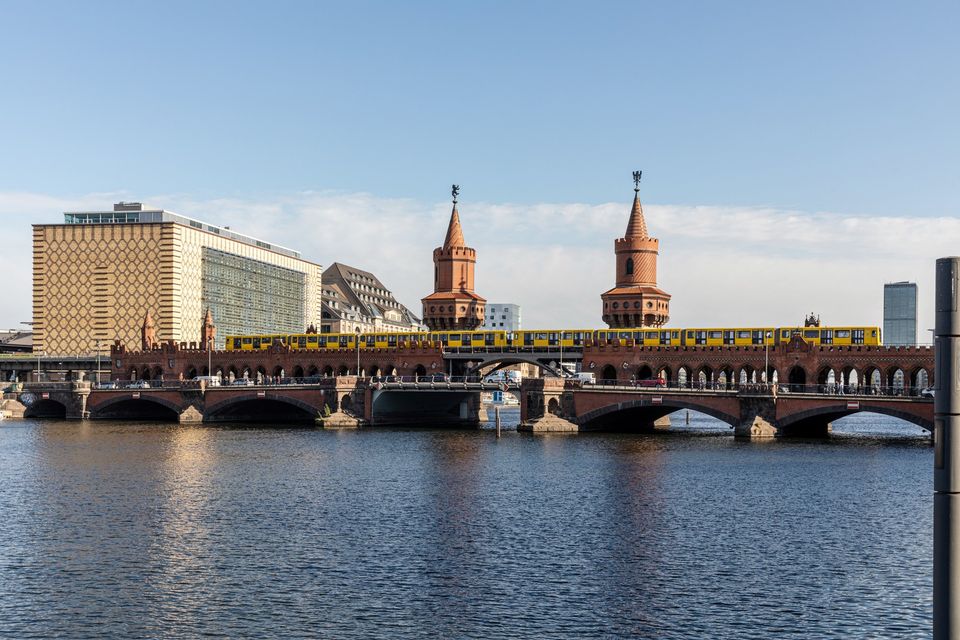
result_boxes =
[0,412,932,638]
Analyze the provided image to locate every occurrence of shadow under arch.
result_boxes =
[204,395,320,424]
[23,398,68,419]
[577,398,739,432]
[91,395,182,421]
[468,356,565,378]
[778,404,933,436]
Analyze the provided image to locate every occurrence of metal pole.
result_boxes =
[96,339,101,386]
[355,328,360,377]
[935,256,960,639]
[764,333,770,386]
[495,405,501,438]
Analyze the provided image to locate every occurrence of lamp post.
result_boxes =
[36,349,42,383]
[764,330,772,388]
[355,326,361,377]
[95,339,101,386]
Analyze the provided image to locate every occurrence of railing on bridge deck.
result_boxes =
[87,375,523,391]
[586,379,934,399]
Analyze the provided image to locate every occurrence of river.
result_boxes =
[0,412,932,638]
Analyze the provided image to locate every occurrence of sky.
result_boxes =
[0,1,956,338]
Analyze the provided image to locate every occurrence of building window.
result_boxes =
[626,258,634,275]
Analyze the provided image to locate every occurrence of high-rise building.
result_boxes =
[482,303,522,333]
[320,262,423,334]
[601,172,671,327]
[421,187,486,330]
[33,202,323,354]
[883,281,918,346]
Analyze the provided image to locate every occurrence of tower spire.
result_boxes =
[625,170,648,238]
[443,186,466,249]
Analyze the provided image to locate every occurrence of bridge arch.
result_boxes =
[307,365,319,378]
[205,394,320,423]
[778,403,933,434]
[414,364,427,377]
[293,365,305,379]
[911,367,930,390]
[90,395,183,421]
[469,355,564,378]
[577,398,739,431]
[600,364,617,382]
[636,364,653,380]
[787,365,807,386]
[23,398,68,419]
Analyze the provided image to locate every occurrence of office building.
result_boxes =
[321,262,423,334]
[33,202,323,354]
[883,281,918,346]
[483,303,522,333]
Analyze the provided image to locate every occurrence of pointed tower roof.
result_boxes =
[625,190,649,238]
[203,308,214,325]
[143,310,155,328]
[443,203,465,249]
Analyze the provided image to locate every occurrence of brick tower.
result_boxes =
[421,185,486,330]
[601,171,671,327]
[200,308,216,350]
[141,311,157,350]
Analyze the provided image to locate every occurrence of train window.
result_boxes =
[318,337,327,347]
[536,332,547,341]
[696,331,707,345]
[871,330,877,337]
[686,332,693,338]
[242,337,252,344]
[723,331,735,345]
[804,330,819,339]
[619,331,632,340]
[853,330,865,344]
[781,330,789,339]
[253,338,261,349]
[339,336,349,348]
[447,334,459,343]
[573,332,583,343]
[388,335,397,347]
[738,331,751,339]
[297,337,307,348]
[549,332,558,344]
[463,334,473,346]
[709,331,722,339]
[660,331,671,345]
[524,333,534,345]
[307,336,319,344]
[485,333,495,346]
[836,330,851,338]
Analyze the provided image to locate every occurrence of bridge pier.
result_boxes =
[519,378,579,432]
[735,395,779,438]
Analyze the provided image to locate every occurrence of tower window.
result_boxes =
[625,258,634,275]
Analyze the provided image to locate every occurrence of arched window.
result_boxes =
[625,258,634,275]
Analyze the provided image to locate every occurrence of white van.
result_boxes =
[193,375,222,387]
[576,372,596,384]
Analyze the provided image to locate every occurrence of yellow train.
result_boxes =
[225,326,881,351]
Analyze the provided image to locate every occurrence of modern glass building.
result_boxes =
[883,282,917,346]
[483,303,522,333]
[34,203,322,354]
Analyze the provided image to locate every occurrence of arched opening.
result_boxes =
[307,365,319,378]
[912,368,929,393]
[600,365,617,383]
[151,366,164,381]
[547,397,560,416]
[863,366,881,393]
[414,364,427,377]
[658,367,672,384]
[201,366,210,376]
[385,364,398,377]
[93,398,179,422]
[337,365,349,376]
[129,367,139,381]
[717,369,730,390]
[241,366,252,380]
[23,399,67,419]
[636,364,653,380]
[293,365,304,379]
[846,368,860,391]
[141,366,152,381]
[205,398,317,424]
[323,365,334,377]
[677,366,690,387]
[890,368,905,394]
[787,366,807,388]
[625,257,634,275]
[340,394,353,413]
[369,366,382,378]
[185,366,197,380]
[272,366,284,380]
[696,366,713,389]
[816,367,833,387]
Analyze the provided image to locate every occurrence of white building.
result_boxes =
[483,303,521,333]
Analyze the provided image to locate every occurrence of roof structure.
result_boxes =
[322,263,421,328]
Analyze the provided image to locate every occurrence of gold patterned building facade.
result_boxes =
[33,203,323,355]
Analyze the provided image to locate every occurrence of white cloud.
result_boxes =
[0,191,954,343]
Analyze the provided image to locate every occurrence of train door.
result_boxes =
[723,330,735,346]
[485,332,496,347]
[548,332,559,347]
[853,329,865,344]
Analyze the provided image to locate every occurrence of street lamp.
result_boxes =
[95,338,101,386]
[355,326,361,377]
[764,330,772,388]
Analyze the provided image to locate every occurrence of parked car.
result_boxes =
[232,378,255,386]
[575,372,596,384]
[637,377,667,388]
[192,375,222,387]
[921,387,936,398]
[125,380,149,389]
[98,381,117,390]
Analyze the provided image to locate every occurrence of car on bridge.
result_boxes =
[125,380,150,389]
[231,378,255,386]
[636,377,667,388]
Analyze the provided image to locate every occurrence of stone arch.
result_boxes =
[716,365,734,390]
[201,365,210,376]
[787,366,807,387]
[272,366,284,379]
[241,365,252,380]
[323,365,334,377]
[816,366,834,386]
[414,364,427,377]
[696,365,713,388]
[385,364,398,377]
[204,395,320,423]
[91,395,183,421]
[657,366,673,384]
[578,398,739,431]
[911,367,929,391]
[863,366,882,391]
[600,364,617,382]
[369,365,382,378]
[307,365,319,377]
[151,366,164,380]
[636,364,653,380]
[846,368,860,389]
[888,368,906,393]
[547,397,560,415]
[256,366,267,380]
[23,398,68,419]
[677,366,691,387]
[337,365,349,376]
[141,366,152,381]
[293,365,304,379]
[778,404,933,433]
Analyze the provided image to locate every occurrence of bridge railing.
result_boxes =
[583,379,933,398]
[89,375,525,390]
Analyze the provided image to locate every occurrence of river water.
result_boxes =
[0,412,932,638]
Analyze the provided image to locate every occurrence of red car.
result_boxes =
[637,378,667,387]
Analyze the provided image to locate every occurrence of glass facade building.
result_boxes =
[883,282,917,346]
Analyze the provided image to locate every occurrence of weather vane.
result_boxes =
[633,170,642,192]
[452,184,460,204]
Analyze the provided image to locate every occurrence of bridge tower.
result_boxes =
[141,311,157,350]
[601,171,671,328]
[421,185,486,330]
[200,308,216,351]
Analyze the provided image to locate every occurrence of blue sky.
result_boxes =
[0,1,957,335]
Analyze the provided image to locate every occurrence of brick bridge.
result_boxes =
[11,375,934,438]
[107,337,934,393]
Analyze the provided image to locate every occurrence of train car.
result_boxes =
[225,334,288,351]
[773,326,880,346]
[424,330,508,349]
[680,328,775,347]
[593,328,684,346]
[511,329,593,349]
